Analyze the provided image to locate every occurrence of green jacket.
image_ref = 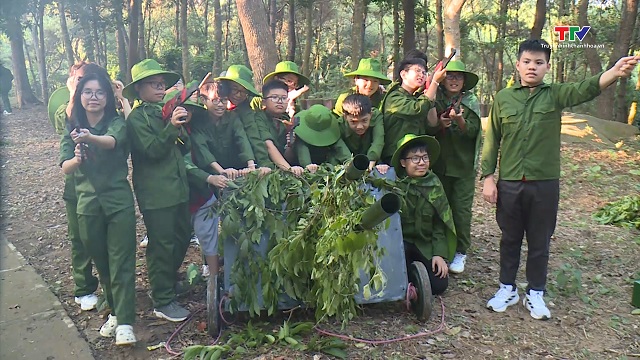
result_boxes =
[54,103,78,202]
[399,172,456,262]
[430,89,482,178]
[332,87,385,117]
[233,101,273,167]
[381,82,434,163]
[127,102,190,211]
[338,108,385,161]
[256,111,289,156]
[481,72,603,180]
[59,116,134,216]
[295,139,352,167]
[190,111,254,171]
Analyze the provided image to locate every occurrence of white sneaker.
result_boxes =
[486,283,519,312]
[201,264,210,278]
[74,293,98,311]
[3,110,11,115]
[523,290,551,320]
[139,235,148,247]
[99,314,118,337]
[449,253,467,274]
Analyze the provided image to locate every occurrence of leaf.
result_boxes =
[187,263,200,285]
[362,284,372,300]
[445,326,461,336]
[632,309,640,315]
[322,347,348,359]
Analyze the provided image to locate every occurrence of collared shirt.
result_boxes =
[59,116,134,216]
[233,101,273,167]
[481,72,603,180]
[127,102,190,211]
[338,108,385,161]
[256,111,289,155]
[332,87,385,117]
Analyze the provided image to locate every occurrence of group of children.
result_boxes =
[54,38,639,345]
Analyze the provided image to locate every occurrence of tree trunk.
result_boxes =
[612,0,638,122]
[392,0,400,78]
[402,0,416,55]
[212,0,223,76]
[175,0,180,47]
[181,0,189,82]
[443,0,465,58]
[287,0,296,61]
[301,4,313,76]
[379,6,385,56]
[435,0,444,59]
[79,6,96,62]
[35,2,49,100]
[423,0,429,53]
[495,0,507,91]
[58,0,75,68]
[203,0,210,49]
[530,0,546,39]
[236,0,279,89]
[7,15,40,106]
[225,0,231,61]
[352,0,366,69]
[269,0,277,41]
[90,3,103,66]
[629,64,640,125]
[128,0,140,81]
[113,0,128,78]
[138,0,147,60]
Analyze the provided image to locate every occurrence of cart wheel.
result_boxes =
[408,261,433,322]
[206,274,221,336]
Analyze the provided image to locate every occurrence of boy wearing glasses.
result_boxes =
[338,94,387,173]
[381,58,446,165]
[392,134,456,295]
[255,80,304,175]
[123,59,192,322]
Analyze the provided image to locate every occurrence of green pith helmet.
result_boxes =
[122,59,181,100]
[263,61,311,87]
[443,60,479,92]
[391,134,440,170]
[48,87,70,126]
[215,65,260,96]
[293,105,340,147]
[344,58,391,85]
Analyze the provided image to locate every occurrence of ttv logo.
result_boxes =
[554,26,591,41]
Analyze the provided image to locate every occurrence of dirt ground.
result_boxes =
[1,106,639,360]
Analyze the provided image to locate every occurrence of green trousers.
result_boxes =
[142,202,191,308]
[438,174,475,254]
[78,206,137,325]
[64,197,99,297]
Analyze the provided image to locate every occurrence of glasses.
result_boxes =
[230,86,246,96]
[446,73,464,81]
[406,67,427,76]
[81,89,107,100]
[404,155,430,164]
[142,81,166,90]
[265,95,288,103]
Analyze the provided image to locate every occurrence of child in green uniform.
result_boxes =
[392,134,456,295]
[338,94,387,173]
[429,60,482,274]
[192,80,256,180]
[60,73,137,345]
[255,80,304,175]
[217,65,272,171]
[50,62,111,312]
[482,39,640,320]
[256,61,310,118]
[333,58,391,116]
[123,59,191,322]
[380,58,446,164]
[293,104,352,172]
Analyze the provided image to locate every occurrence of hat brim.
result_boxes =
[214,76,260,97]
[344,70,391,85]
[391,136,440,171]
[294,120,341,147]
[48,87,70,124]
[263,70,311,87]
[123,70,181,100]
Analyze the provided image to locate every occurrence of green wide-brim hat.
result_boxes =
[163,90,206,111]
[48,87,70,125]
[391,134,440,171]
[293,104,340,147]
[344,58,391,85]
[215,65,260,96]
[444,60,479,92]
[122,59,181,100]
[263,61,311,87]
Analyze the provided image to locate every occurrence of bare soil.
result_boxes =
[1,106,639,360]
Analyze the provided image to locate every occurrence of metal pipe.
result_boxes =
[344,154,370,180]
[358,193,401,230]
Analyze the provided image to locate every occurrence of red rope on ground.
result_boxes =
[219,293,235,325]
[164,309,201,356]
[314,296,446,345]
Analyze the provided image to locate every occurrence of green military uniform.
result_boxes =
[293,104,352,167]
[333,87,385,117]
[338,108,385,161]
[429,61,482,255]
[295,139,352,167]
[333,58,391,117]
[60,116,137,325]
[256,111,289,156]
[233,102,273,167]
[191,111,255,171]
[127,102,191,308]
[380,83,434,164]
[52,102,99,298]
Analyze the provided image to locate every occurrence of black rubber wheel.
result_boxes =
[408,261,433,322]
[206,274,221,337]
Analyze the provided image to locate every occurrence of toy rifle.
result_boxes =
[424,48,457,87]
[161,72,213,122]
[75,120,87,162]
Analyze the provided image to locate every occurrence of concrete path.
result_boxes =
[0,238,95,360]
